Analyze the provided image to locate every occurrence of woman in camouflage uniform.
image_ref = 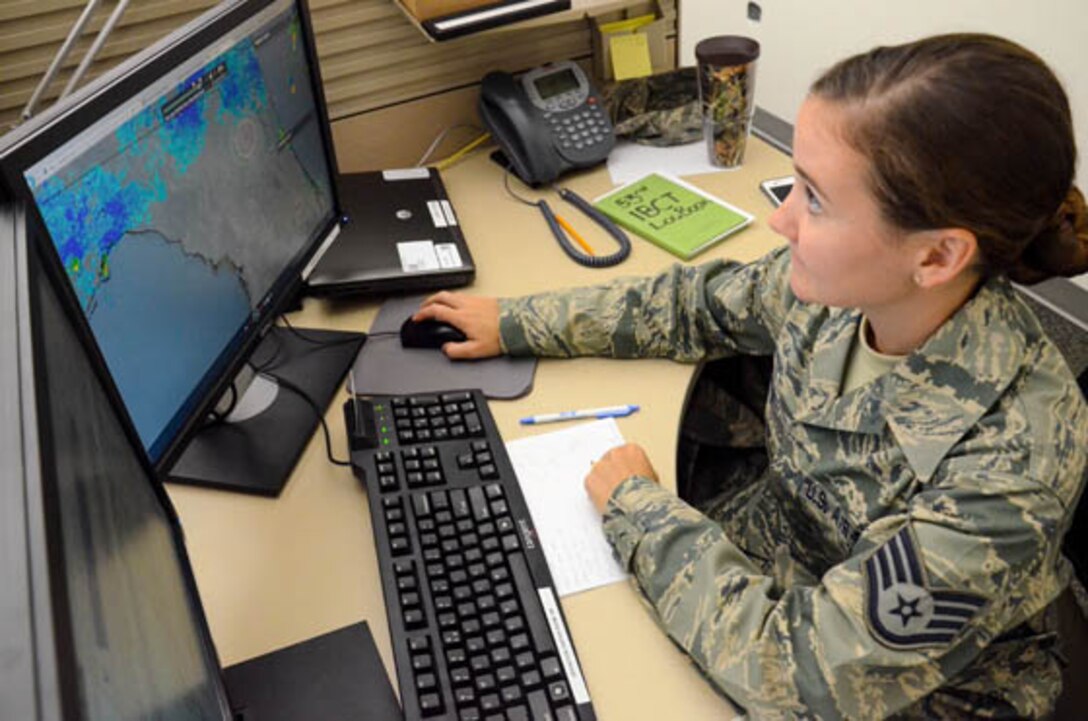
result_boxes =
[413,35,1088,719]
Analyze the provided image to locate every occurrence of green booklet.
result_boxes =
[594,172,754,260]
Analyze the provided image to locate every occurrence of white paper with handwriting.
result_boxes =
[506,418,630,597]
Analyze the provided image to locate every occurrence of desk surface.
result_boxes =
[167,137,793,720]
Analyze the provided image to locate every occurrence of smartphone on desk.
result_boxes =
[760,175,795,207]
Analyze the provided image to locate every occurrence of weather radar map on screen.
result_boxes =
[24,0,334,461]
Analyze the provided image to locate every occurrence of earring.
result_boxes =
[914,273,923,286]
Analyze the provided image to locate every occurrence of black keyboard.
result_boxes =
[345,390,597,721]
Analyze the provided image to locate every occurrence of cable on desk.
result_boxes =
[199,333,397,437]
[502,168,631,268]
[502,168,540,208]
[434,132,491,171]
[199,320,390,434]
[416,123,486,168]
[202,382,239,426]
[278,315,376,348]
[259,370,352,467]
[251,328,288,373]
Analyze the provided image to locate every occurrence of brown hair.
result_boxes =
[811,34,1088,284]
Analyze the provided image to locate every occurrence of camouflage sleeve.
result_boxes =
[601,472,1068,719]
[498,245,795,361]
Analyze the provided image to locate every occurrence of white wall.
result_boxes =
[679,0,1088,290]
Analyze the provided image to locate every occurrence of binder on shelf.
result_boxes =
[395,0,572,41]
[399,0,496,21]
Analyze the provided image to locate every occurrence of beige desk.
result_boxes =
[167,137,792,720]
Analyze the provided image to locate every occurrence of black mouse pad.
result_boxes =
[350,294,537,399]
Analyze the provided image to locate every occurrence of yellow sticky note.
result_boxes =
[598,13,656,34]
[609,32,653,81]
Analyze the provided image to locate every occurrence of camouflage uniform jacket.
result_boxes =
[497,246,1088,720]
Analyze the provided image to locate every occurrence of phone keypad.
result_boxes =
[546,99,612,153]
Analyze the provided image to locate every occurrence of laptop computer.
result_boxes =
[305,168,476,296]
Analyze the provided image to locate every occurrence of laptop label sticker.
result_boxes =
[440,199,459,226]
[397,240,441,272]
[427,200,448,228]
[435,243,463,268]
[382,168,431,181]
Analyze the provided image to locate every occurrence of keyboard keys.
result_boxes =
[540,656,562,680]
[347,390,593,721]
[404,608,425,630]
[527,690,552,720]
[465,489,487,521]
[509,555,556,656]
[549,681,571,703]
[451,489,470,518]
[419,692,443,715]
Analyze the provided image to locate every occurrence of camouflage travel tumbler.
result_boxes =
[695,36,760,168]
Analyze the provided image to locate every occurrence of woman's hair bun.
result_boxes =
[1010,186,1088,285]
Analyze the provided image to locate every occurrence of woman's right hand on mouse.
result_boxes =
[413,291,501,360]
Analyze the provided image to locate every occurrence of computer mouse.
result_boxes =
[399,317,468,349]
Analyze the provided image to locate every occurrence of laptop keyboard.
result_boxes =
[345,390,596,721]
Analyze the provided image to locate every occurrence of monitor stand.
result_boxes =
[168,325,365,496]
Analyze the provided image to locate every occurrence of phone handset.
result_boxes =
[478,62,614,187]
[479,72,562,186]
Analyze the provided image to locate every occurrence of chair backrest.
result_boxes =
[1066,370,1088,586]
[1018,291,1087,585]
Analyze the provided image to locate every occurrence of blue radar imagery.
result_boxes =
[27,13,334,460]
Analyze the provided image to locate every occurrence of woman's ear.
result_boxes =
[912,228,979,288]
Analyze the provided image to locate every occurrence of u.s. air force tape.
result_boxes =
[863,526,986,650]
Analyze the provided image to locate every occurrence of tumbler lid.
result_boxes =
[695,36,760,66]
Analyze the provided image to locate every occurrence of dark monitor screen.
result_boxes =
[37,231,232,720]
[1,200,231,719]
[3,0,338,467]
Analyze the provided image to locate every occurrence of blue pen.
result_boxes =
[519,404,639,425]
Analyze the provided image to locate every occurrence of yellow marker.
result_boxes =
[555,213,595,256]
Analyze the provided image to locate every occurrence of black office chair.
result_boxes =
[1067,370,1088,584]
[1024,293,1088,595]
[1050,363,1088,719]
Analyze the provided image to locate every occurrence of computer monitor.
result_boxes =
[1,201,233,720]
[0,0,360,494]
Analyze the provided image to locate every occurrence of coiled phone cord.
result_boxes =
[503,170,631,268]
[539,188,631,268]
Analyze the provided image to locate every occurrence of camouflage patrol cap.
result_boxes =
[602,67,703,147]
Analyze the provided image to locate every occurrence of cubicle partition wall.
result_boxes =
[2,0,677,170]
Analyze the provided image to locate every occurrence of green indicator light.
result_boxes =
[382,438,390,445]
[375,404,384,411]
[381,426,388,433]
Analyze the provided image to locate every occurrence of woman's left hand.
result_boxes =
[585,443,658,514]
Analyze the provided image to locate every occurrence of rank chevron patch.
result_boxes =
[863,526,986,650]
